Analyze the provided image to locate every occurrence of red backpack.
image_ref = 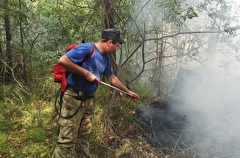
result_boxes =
[52,43,94,92]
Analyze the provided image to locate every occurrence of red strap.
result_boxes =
[66,44,78,52]
[61,73,68,92]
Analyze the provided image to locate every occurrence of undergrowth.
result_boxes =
[0,79,195,158]
[0,53,194,157]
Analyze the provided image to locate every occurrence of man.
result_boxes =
[52,28,139,158]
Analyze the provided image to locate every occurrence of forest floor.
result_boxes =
[0,85,195,158]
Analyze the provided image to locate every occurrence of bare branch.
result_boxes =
[0,58,23,88]
[121,30,222,68]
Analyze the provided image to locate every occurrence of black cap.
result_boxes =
[102,28,125,44]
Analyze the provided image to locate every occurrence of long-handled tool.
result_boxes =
[99,81,138,99]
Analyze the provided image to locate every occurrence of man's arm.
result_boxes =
[106,74,139,99]
[58,55,97,82]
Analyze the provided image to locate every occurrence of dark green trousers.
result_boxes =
[52,89,94,158]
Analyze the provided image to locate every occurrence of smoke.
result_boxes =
[172,61,240,157]
[139,63,240,157]
[134,1,240,157]
[160,38,240,157]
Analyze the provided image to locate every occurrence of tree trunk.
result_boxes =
[104,0,114,28]
[0,31,3,82]
[18,0,26,80]
[4,0,13,83]
[103,0,119,134]
[103,0,118,75]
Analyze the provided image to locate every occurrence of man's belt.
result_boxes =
[66,85,94,98]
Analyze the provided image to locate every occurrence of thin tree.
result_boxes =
[3,0,13,83]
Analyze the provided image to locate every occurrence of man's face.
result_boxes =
[106,40,120,54]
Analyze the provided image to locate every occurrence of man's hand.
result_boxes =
[85,71,98,82]
[128,91,139,99]
[95,78,101,83]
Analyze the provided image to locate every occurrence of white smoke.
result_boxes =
[173,67,240,157]
[133,0,240,157]
[172,53,240,157]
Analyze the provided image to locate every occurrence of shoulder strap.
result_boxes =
[80,43,94,66]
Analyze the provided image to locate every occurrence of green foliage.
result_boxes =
[22,143,51,158]
[186,7,198,19]
[32,50,62,66]
[0,132,8,153]
[21,109,42,128]
[29,128,47,142]
[90,104,104,143]
[0,132,8,157]
[33,75,59,101]
[159,0,198,23]
[2,85,36,105]
[0,103,16,131]
[30,50,60,101]
[0,119,7,131]
[21,99,56,128]
[133,84,153,97]
[0,132,7,145]
[12,86,31,104]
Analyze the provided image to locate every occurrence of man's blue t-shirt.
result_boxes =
[66,43,114,94]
